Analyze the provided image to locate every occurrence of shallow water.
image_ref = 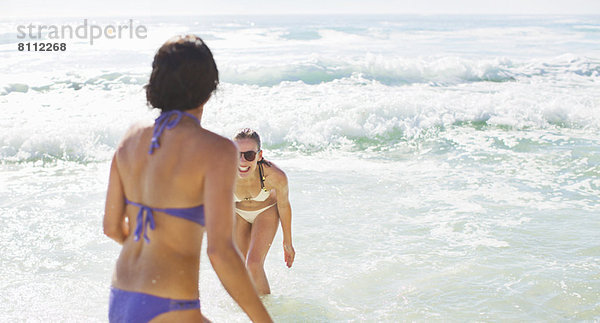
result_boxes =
[1,14,599,321]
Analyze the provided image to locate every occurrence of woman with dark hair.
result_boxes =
[104,35,271,322]
[233,128,295,295]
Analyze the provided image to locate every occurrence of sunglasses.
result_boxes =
[240,150,260,161]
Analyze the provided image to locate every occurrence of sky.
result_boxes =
[4,0,600,17]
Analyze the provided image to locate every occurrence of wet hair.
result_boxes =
[234,128,271,165]
[145,35,219,111]
[234,128,262,150]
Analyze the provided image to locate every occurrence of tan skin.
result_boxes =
[234,138,295,295]
[104,105,272,323]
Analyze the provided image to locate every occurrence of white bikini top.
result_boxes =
[235,161,271,203]
[234,188,271,202]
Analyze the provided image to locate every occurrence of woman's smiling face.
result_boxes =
[235,138,261,178]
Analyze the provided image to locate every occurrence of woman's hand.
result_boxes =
[283,241,295,268]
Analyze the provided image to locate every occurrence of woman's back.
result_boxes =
[113,115,214,299]
[104,34,271,322]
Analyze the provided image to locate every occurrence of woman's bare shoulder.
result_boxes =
[195,129,238,158]
[116,122,151,152]
[263,160,287,185]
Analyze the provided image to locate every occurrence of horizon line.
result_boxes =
[6,12,600,19]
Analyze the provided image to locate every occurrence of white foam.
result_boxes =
[2,62,598,163]
[2,16,600,322]
[0,84,152,163]
[1,15,599,164]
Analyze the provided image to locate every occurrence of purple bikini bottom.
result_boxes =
[109,287,200,323]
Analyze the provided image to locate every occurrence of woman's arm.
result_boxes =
[272,171,295,268]
[103,153,128,244]
[204,139,272,323]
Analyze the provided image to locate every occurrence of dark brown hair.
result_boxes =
[145,35,219,111]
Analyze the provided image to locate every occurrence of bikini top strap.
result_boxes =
[148,110,200,154]
[258,160,266,191]
[125,199,156,243]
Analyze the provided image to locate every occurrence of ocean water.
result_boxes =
[1,15,599,321]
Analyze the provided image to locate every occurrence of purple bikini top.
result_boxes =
[126,110,205,243]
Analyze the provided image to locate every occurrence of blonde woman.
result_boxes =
[233,128,295,295]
